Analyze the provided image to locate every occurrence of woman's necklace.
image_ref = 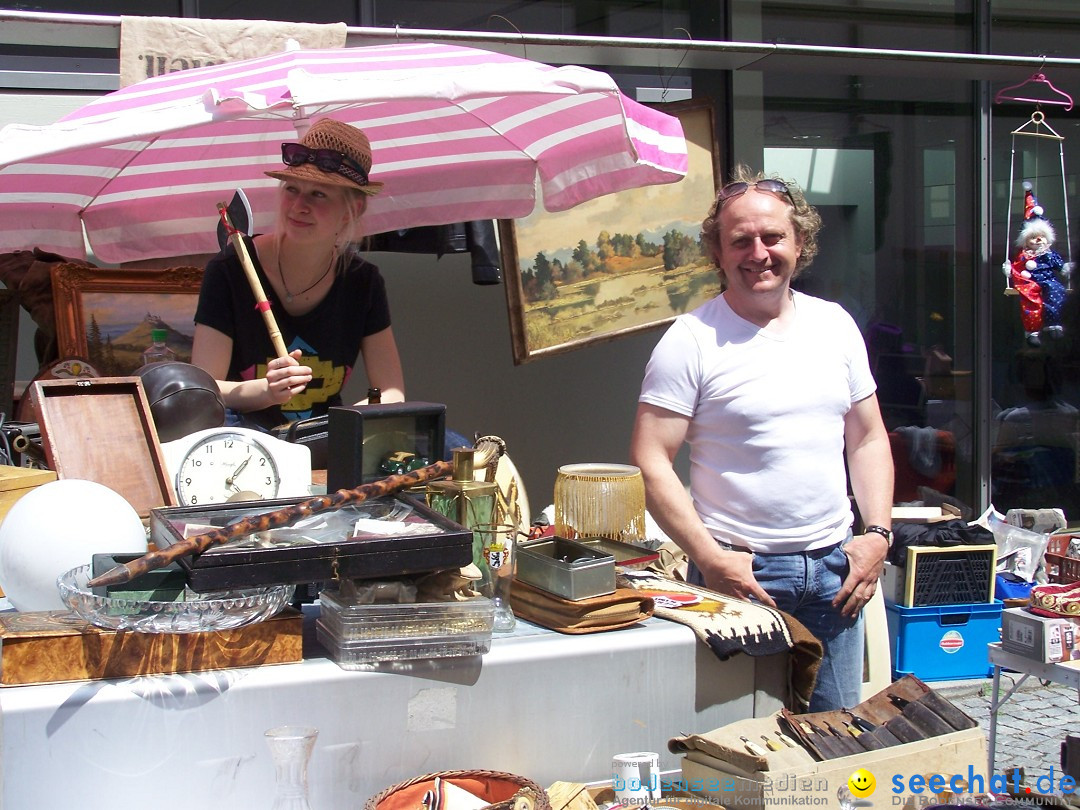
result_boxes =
[277,250,334,303]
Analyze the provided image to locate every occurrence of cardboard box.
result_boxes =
[678,724,986,809]
[672,677,988,808]
[0,465,57,524]
[0,465,57,597]
[891,503,962,523]
[0,607,302,685]
[1001,606,1080,663]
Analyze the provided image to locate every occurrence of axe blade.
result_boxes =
[216,188,254,250]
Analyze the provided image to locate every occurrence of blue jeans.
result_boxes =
[688,538,864,712]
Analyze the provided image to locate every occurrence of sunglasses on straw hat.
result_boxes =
[280,143,370,186]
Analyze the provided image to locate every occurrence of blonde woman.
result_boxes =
[192,118,404,431]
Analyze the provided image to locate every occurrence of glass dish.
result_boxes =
[57,564,295,633]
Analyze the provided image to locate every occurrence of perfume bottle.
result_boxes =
[426,447,497,577]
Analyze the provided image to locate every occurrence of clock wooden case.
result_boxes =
[160,427,312,506]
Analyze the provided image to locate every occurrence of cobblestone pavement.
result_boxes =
[938,676,1078,796]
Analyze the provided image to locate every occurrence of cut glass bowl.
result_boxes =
[57,564,294,633]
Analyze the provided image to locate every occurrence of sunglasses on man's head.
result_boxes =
[281,143,369,186]
[714,179,794,208]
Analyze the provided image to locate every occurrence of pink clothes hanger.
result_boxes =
[995,72,1074,111]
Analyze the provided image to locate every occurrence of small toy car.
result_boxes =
[379,450,430,476]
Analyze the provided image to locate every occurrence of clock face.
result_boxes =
[175,431,282,505]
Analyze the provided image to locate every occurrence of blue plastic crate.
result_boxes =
[886,600,1003,681]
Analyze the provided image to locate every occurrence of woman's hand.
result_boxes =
[264,349,312,404]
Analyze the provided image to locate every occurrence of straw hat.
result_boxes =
[266,118,383,195]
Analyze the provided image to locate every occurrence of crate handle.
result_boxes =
[938,610,972,626]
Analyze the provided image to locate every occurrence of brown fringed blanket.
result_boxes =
[618,571,823,710]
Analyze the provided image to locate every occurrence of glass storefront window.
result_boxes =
[989,5,1080,516]
[992,0,1080,59]
[732,0,975,53]
[730,38,979,510]
[369,1,691,36]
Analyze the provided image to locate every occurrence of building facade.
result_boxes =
[3,1,1080,519]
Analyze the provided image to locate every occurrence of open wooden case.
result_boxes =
[25,377,176,517]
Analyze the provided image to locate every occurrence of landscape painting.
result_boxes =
[50,264,203,376]
[500,99,721,364]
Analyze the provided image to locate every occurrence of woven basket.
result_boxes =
[365,770,552,810]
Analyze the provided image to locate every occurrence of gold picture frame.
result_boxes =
[50,263,204,376]
[500,99,722,364]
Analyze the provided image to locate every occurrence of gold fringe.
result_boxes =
[554,464,646,542]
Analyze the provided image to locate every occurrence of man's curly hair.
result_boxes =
[701,164,822,278]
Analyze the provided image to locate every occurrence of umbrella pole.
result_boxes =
[217,202,289,359]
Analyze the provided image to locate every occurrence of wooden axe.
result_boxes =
[215,190,289,359]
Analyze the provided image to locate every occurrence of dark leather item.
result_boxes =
[804,726,844,760]
[274,415,328,469]
[780,674,973,760]
[1063,734,1080,781]
[884,714,925,744]
[851,729,887,751]
[917,690,979,730]
[134,361,225,443]
[900,699,957,737]
[366,220,501,285]
[866,724,905,748]
[821,723,862,757]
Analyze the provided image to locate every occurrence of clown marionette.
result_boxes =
[1002,182,1072,346]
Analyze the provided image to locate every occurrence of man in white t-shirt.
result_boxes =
[630,166,894,711]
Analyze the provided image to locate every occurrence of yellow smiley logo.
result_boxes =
[848,768,876,797]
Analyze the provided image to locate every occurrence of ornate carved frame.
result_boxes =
[50,263,204,374]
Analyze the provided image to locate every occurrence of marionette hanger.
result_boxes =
[995,70,1074,112]
[1013,109,1064,141]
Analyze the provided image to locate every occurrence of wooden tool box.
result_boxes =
[671,675,986,809]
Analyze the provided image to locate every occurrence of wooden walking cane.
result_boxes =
[87,438,505,588]
[217,201,289,359]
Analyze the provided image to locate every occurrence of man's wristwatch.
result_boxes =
[864,524,893,548]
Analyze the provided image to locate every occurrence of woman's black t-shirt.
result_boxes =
[195,237,391,431]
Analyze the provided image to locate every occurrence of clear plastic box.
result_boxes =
[318,589,495,641]
[316,619,492,668]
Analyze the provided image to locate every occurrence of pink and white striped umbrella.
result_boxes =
[0,41,687,264]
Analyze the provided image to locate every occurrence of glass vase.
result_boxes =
[265,725,318,810]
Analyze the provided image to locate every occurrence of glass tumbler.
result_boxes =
[475,523,517,632]
[265,725,318,810]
